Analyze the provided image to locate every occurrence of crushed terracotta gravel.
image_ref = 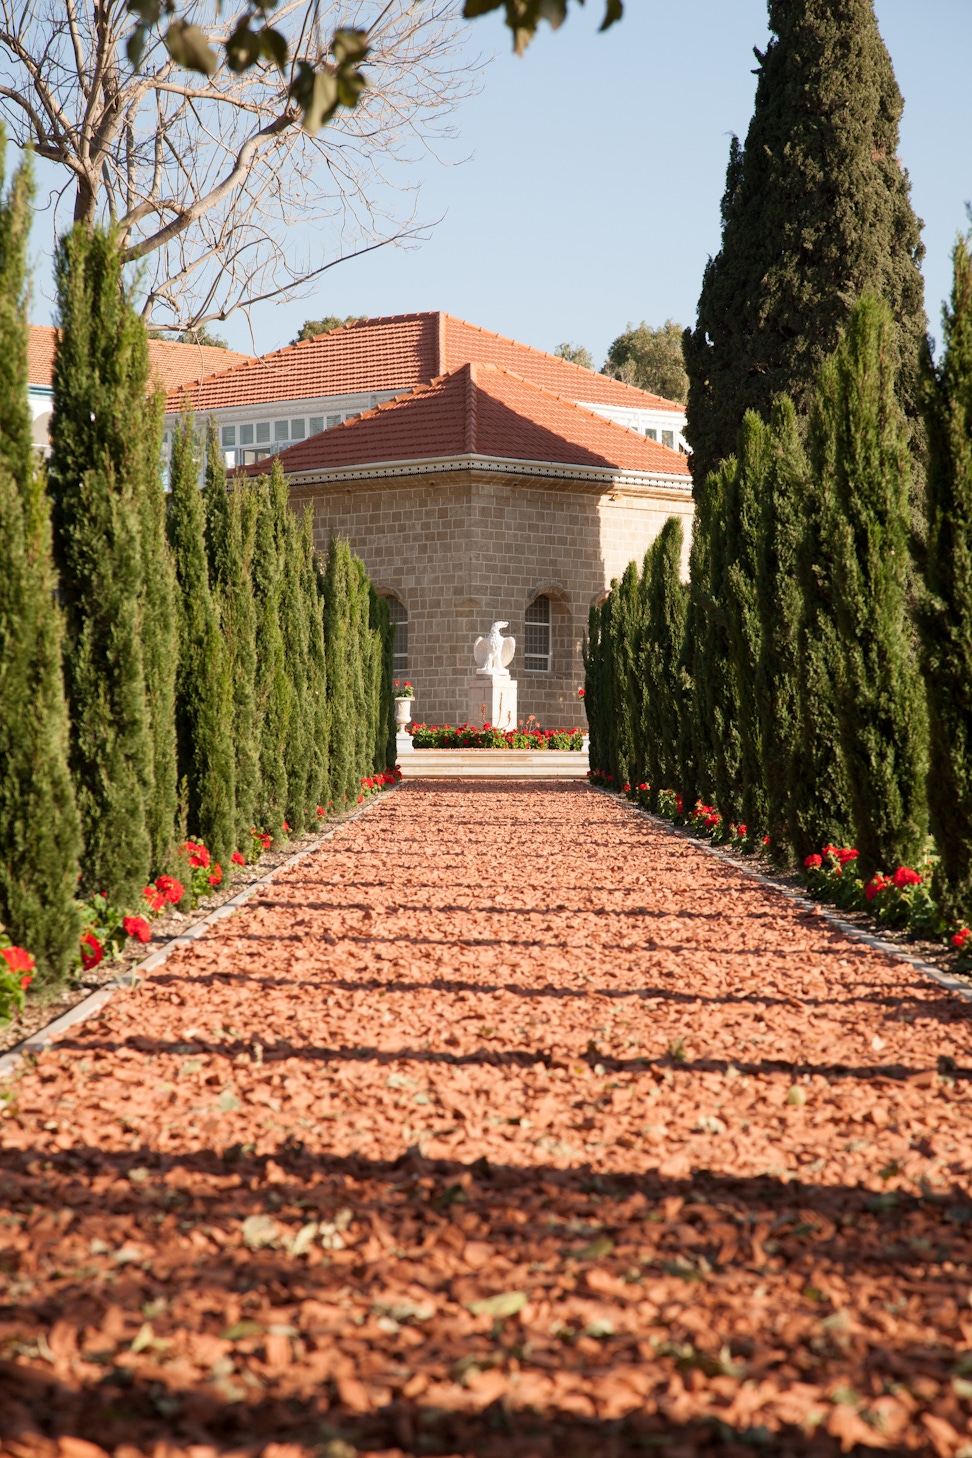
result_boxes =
[4,781,972,1458]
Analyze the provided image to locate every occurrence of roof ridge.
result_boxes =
[464,361,477,454]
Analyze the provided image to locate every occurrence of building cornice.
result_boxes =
[280,452,692,496]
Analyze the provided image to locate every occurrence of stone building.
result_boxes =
[168,314,694,729]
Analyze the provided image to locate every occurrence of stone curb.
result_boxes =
[0,788,398,1082]
[590,783,972,1007]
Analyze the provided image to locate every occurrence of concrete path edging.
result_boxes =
[592,784,972,1007]
[399,748,589,778]
[0,790,397,1082]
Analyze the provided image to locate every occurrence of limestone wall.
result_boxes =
[290,468,694,730]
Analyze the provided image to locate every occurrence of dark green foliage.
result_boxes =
[291,316,365,345]
[684,0,926,490]
[167,417,235,869]
[724,414,769,833]
[604,320,687,404]
[300,512,329,811]
[641,518,688,798]
[252,465,291,837]
[48,225,154,905]
[820,294,927,873]
[322,537,355,810]
[0,138,82,980]
[692,464,742,822]
[370,587,396,770]
[204,433,261,846]
[277,479,313,834]
[582,605,605,774]
[918,236,972,915]
[138,387,179,874]
[754,397,811,856]
[613,562,642,787]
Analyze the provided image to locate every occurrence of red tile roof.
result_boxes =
[28,324,255,393]
[166,312,685,416]
[241,363,691,480]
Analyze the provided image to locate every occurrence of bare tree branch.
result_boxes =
[0,0,476,330]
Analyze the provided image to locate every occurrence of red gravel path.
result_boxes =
[3,783,972,1458]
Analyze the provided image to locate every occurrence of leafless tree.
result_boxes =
[0,0,474,331]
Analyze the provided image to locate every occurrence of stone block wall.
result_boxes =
[290,468,694,730]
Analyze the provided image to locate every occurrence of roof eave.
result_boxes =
[272,451,693,493]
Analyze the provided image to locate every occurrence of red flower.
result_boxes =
[623,783,631,792]
[953,928,971,950]
[183,840,210,870]
[155,874,184,904]
[122,915,151,944]
[80,931,103,970]
[1,945,35,976]
[762,835,770,845]
[283,821,291,832]
[20,974,32,989]
[209,863,223,887]
[737,824,747,837]
[864,874,889,904]
[891,866,922,888]
[357,794,364,803]
[231,851,246,867]
[638,783,648,792]
[804,854,823,870]
[316,806,326,818]
[143,886,165,913]
[578,687,585,698]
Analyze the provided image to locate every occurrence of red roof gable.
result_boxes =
[168,312,685,416]
[241,363,691,480]
[28,324,254,393]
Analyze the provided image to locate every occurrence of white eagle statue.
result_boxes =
[474,621,516,674]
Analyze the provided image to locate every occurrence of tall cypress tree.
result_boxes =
[138,385,179,874]
[642,517,687,799]
[684,0,926,490]
[323,536,354,809]
[821,294,928,873]
[612,561,642,786]
[919,235,972,915]
[725,414,770,833]
[691,463,742,822]
[168,416,235,869]
[582,604,606,774]
[204,433,261,846]
[370,585,396,771]
[253,468,290,835]
[300,512,330,811]
[0,137,82,980]
[48,225,154,905]
[787,365,855,860]
[754,397,810,857]
[277,477,312,833]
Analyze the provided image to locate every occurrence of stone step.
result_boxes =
[398,748,589,779]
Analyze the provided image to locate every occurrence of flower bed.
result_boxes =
[589,767,970,960]
[411,724,583,750]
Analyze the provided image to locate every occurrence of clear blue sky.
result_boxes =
[26,1,972,365]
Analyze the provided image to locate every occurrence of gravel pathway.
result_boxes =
[3,782,972,1457]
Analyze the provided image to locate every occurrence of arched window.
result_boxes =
[386,596,408,673]
[525,595,551,672]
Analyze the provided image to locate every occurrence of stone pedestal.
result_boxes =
[468,671,517,731]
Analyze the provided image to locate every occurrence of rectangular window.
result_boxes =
[309,416,324,435]
[662,430,674,449]
[274,420,289,441]
[256,421,270,443]
[327,414,341,429]
[221,424,236,448]
[240,423,254,445]
[645,428,657,441]
[524,595,551,672]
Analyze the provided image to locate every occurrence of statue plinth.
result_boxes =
[468,671,517,731]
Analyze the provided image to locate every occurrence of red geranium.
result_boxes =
[804,854,822,870]
[122,915,151,944]
[155,874,184,904]
[864,874,889,904]
[891,866,922,888]
[231,851,246,867]
[953,928,971,950]
[209,863,223,887]
[578,687,585,698]
[2,945,35,976]
[80,931,103,970]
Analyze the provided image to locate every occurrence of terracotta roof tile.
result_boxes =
[241,363,691,480]
[27,324,255,393]
[168,312,685,416]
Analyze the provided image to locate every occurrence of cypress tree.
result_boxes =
[300,512,329,811]
[279,487,313,834]
[371,585,396,771]
[349,555,375,786]
[252,467,290,837]
[0,137,82,980]
[323,536,354,809]
[754,397,810,857]
[582,605,606,774]
[684,0,926,490]
[642,517,687,800]
[918,235,972,915]
[821,294,928,873]
[138,386,179,874]
[204,434,261,846]
[612,561,642,787]
[48,225,154,905]
[725,414,770,833]
[788,364,856,860]
[691,463,743,823]
[167,416,235,869]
